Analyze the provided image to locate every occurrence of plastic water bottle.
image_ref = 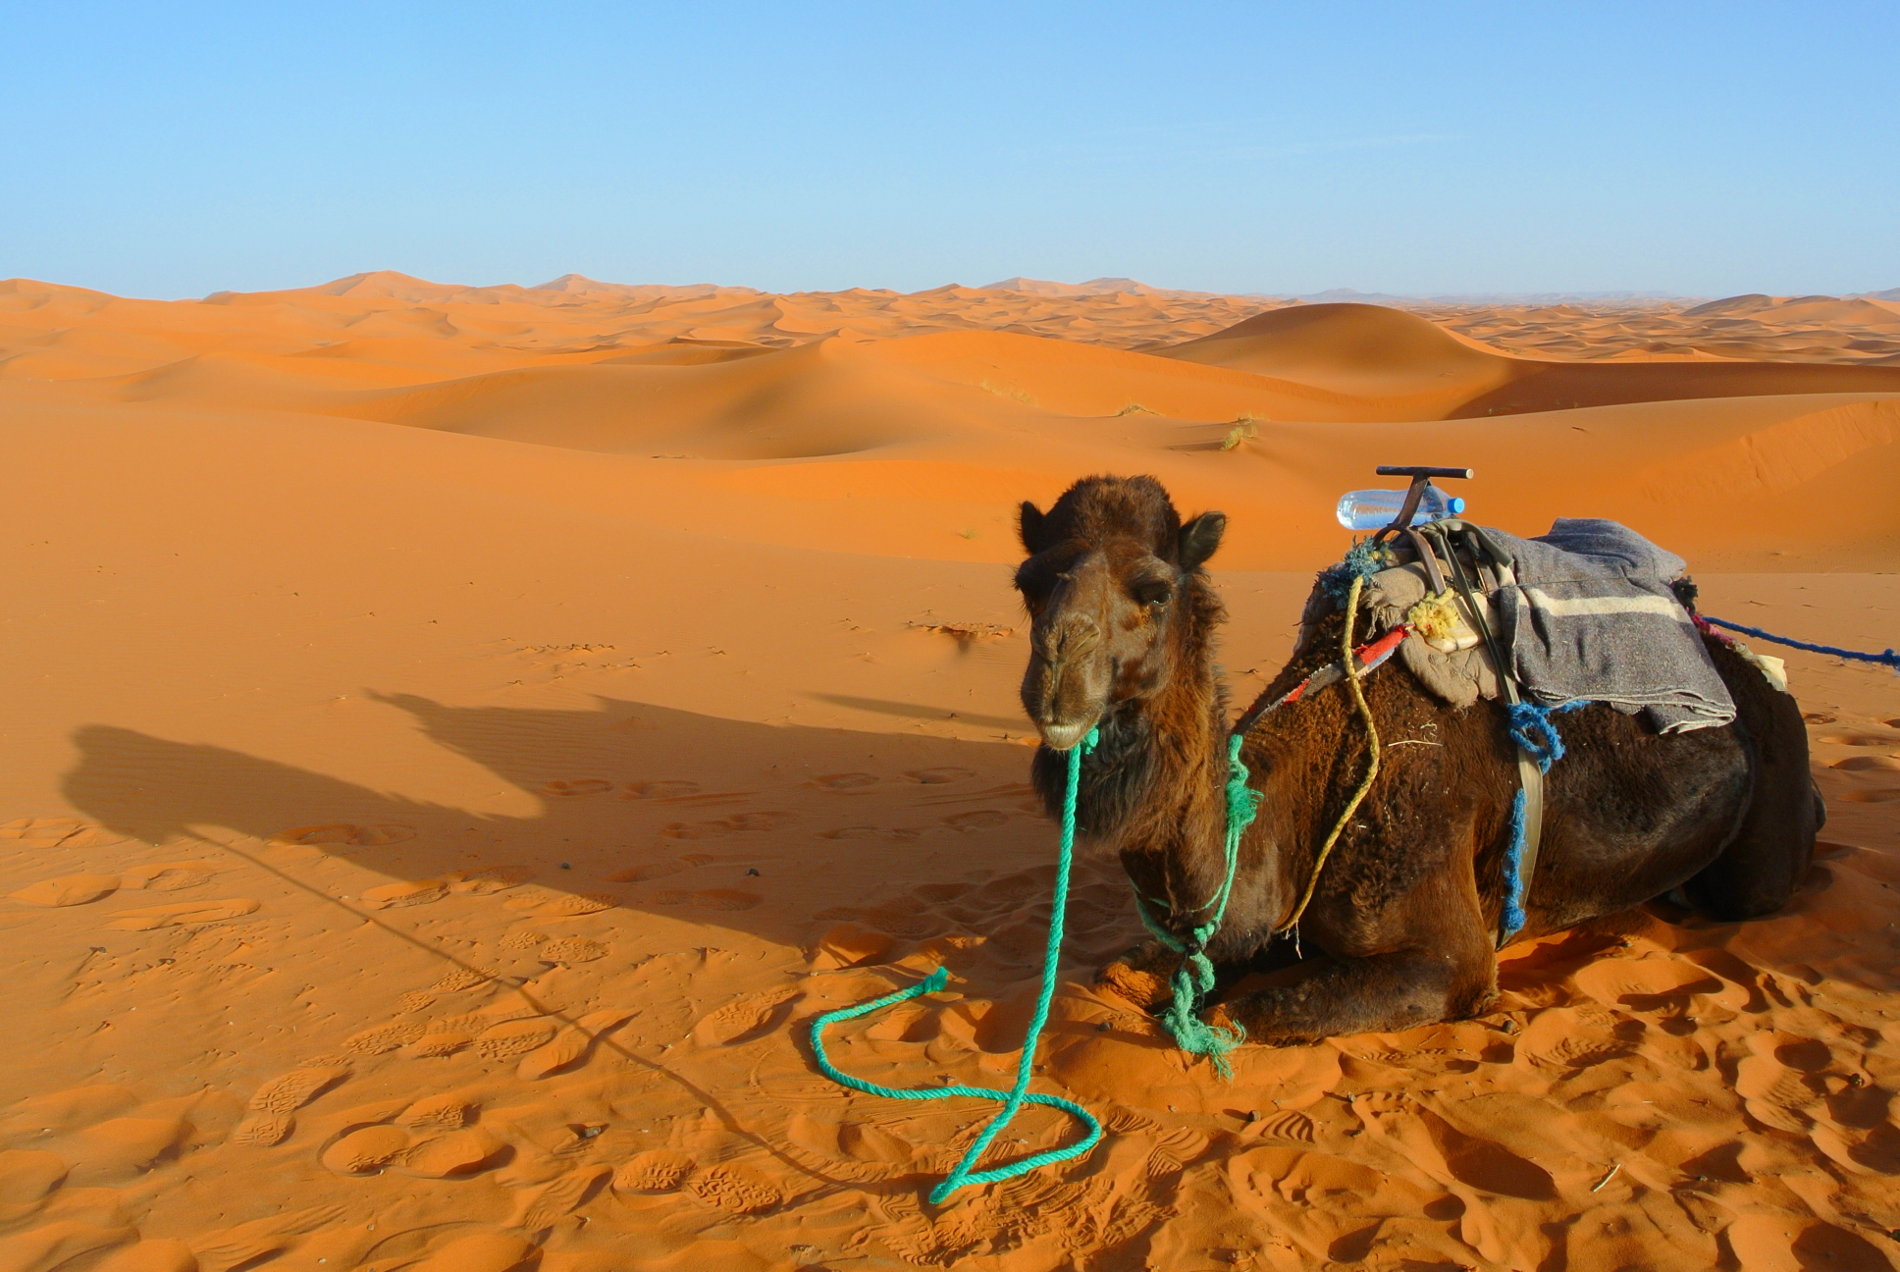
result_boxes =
[1335,486,1465,531]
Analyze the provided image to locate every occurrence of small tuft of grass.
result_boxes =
[1114,402,1157,416]
[958,528,978,540]
[1219,414,1264,451]
[978,378,1038,406]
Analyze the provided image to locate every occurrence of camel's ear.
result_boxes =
[1179,511,1226,571]
[1018,500,1048,554]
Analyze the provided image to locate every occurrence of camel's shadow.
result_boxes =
[58,693,1070,956]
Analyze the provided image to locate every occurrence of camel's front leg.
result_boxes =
[1208,945,1498,1046]
[1094,938,1180,1012]
[1098,934,1283,1015]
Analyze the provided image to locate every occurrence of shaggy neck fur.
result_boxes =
[1030,567,1262,930]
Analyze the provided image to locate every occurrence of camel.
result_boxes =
[1014,474,1821,1046]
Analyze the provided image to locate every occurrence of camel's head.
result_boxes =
[1014,475,1225,750]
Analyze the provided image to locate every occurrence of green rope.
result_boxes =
[807,727,1104,1203]
[1130,732,1257,1077]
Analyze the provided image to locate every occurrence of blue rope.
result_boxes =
[807,727,1103,1203]
[1505,699,1586,775]
[1501,788,1530,939]
[1498,699,1584,941]
[1700,615,1899,674]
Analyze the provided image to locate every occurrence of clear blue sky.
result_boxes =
[7,2,1895,299]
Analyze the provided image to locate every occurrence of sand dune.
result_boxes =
[2,272,1898,1270]
[1158,302,1900,419]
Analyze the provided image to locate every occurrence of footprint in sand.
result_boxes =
[119,861,214,892]
[538,936,608,965]
[613,1148,697,1193]
[105,898,260,930]
[517,1008,633,1080]
[232,1112,297,1148]
[250,1065,350,1115]
[8,873,121,908]
[428,967,491,993]
[605,859,690,882]
[646,888,761,912]
[394,1127,506,1179]
[447,866,529,895]
[539,778,616,797]
[274,823,416,846]
[510,1163,612,1231]
[943,809,1008,832]
[817,825,881,840]
[1145,1126,1212,1177]
[0,817,129,849]
[787,1113,920,1175]
[684,1162,783,1215]
[1512,1008,1630,1070]
[503,889,617,918]
[1571,956,1723,1014]
[1819,732,1899,749]
[402,1032,472,1058]
[397,1094,475,1132]
[660,812,789,839]
[1249,1109,1318,1146]
[694,990,797,1047]
[344,1022,429,1056]
[320,1125,412,1176]
[1832,755,1900,771]
[904,767,974,784]
[810,922,896,970]
[232,1065,351,1146]
[359,880,448,910]
[623,780,701,800]
[1735,1033,1829,1133]
[474,1018,559,1061]
[811,772,877,791]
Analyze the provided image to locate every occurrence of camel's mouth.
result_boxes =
[1035,716,1098,752]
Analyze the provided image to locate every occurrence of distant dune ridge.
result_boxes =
[2,268,1899,1270]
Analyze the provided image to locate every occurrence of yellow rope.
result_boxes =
[1277,571,1383,934]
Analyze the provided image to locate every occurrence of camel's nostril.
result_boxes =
[1037,619,1102,662]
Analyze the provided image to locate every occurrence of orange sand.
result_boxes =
[2,273,1897,1271]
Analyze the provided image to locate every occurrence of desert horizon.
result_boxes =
[3,258,1898,1269]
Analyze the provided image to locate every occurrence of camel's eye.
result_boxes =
[1013,564,1050,612]
[1133,579,1173,608]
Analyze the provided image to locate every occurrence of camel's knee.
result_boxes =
[1095,939,1176,1012]
[1215,946,1495,1046]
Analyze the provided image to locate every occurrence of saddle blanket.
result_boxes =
[1341,518,1737,732]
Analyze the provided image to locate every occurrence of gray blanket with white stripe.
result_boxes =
[1488,518,1734,732]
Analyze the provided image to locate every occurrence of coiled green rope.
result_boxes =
[1130,731,1258,1077]
[807,726,1105,1203]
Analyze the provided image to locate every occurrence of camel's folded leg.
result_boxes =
[1094,939,1179,1012]
[1207,945,1497,1047]
[1098,937,1279,1015]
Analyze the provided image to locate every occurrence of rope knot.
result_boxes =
[1506,700,1583,774]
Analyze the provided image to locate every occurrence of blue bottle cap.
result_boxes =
[1448,496,1466,515]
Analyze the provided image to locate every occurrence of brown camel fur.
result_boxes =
[1015,474,1821,1046]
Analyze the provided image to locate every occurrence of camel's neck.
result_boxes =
[1032,580,1312,947]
